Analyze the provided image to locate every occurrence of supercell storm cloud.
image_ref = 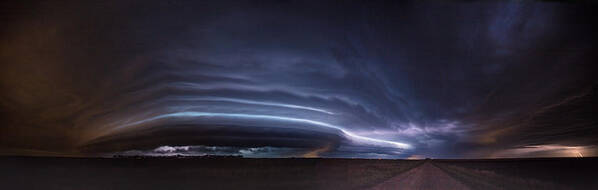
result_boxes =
[1,1,597,158]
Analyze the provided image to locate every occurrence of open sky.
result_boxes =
[1,0,597,158]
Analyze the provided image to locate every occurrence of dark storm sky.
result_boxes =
[1,0,597,158]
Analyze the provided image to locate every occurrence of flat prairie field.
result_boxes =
[1,156,597,190]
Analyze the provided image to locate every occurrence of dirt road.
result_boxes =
[369,162,470,190]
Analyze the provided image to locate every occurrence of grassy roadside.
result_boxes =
[432,161,568,190]
[0,156,424,190]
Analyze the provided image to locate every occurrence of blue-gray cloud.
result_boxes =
[1,1,597,158]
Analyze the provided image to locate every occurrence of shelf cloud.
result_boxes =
[1,1,597,158]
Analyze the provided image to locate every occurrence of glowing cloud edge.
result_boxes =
[117,111,411,149]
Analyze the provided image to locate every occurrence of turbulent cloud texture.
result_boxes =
[1,1,597,158]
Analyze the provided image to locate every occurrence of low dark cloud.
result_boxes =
[1,0,597,158]
[114,145,307,158]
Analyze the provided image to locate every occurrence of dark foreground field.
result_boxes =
[1,156,597,190]
[432,158,598,190]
